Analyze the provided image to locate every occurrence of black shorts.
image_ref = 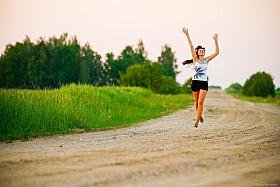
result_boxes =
[191,80,208,92]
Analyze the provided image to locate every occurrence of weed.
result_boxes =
[228,92,280,106]
[0,84,193,141]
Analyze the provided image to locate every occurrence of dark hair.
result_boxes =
[182,45,205,66]
[195,45,205,58]
[182,59,193,65]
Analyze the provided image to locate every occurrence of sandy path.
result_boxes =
[0,90,279,187]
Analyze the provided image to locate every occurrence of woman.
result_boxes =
[182,28,219,128]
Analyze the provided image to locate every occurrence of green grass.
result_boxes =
[0,84,193,141]
[228,92,280,106]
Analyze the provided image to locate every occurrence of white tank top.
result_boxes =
[192,59,208,81]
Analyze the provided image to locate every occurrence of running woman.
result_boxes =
[182,28,219,128]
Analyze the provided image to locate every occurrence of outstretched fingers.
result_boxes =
[182,27,188,35]
[212,33,219,40]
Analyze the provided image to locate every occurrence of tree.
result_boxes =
[0,35,185,91]
[79,43,92,84]
[1,44,24,88]
[0,49,8,87]
[90,51,103,86]
[0,36,34,88]
[102,52,117,85]
[79,43,103,86]
[226,83,242,93]
[18,36,34,88]
[118,61,180,94]
[182,77,192,94]
[118,61,161,90]
[118,46,135,74]
[46,34,64,87]
[243,71,275,97]
[27,38,49,88]
[157,44,179,79]
[118,63,149,88]
[68,35,80,84]
[107,42,148,86]
[134,39,148,64]
[156,76,181,94]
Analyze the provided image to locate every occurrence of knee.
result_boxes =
[198,100,204,105]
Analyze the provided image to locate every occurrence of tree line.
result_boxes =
[226,71,276,98]
[0,33,180,94]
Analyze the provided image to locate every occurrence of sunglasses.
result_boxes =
[198,49,205,52]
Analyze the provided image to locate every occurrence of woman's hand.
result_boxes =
[212,33,219,41]
[183,27,196,59]
[182,27,189,36]
[206,33,219,62]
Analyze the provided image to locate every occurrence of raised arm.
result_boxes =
[182,28,197,60]
[206,33,219,63]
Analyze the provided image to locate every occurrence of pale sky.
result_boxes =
[1,0,280,89]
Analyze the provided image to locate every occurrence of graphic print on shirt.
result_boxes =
[193,66,205,79]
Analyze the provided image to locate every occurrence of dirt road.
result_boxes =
[0,90,279,187]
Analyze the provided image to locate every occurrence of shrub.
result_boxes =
[243,71,275,97]
[182,77,192,94]
[156,76,181,94]
[226,83,243,93]
[118,61,180,94]
[209,85,221,89]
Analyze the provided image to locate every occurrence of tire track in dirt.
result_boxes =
[0,90,279,187]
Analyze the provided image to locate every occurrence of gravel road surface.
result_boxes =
[0,90,279,187]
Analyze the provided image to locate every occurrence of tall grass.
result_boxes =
[229,92,280,106]
[0,84,193,140]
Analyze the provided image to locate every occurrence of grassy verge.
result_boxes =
[0,84,193,141]
[228,92,280,106]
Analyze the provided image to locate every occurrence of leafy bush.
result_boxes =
[209,85,221,89]
[156,76,181,94]
[118,61,180,94]
[182,77,192,94]
[243,71,275,97]
[226,83,243,93]
[276,88,280,95]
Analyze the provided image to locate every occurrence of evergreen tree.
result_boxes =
[157,44,179,78]
[134,39,148,64]
[118,45,135,73]
[103,52,117,85]
[79,43,102,86]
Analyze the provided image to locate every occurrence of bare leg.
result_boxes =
[192,91,199,111]
[195,89,207,124]
[192,91,199,127]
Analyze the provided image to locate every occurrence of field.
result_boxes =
[229,92,280,106]
[0,84,193,141]
[1,89,279,187]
